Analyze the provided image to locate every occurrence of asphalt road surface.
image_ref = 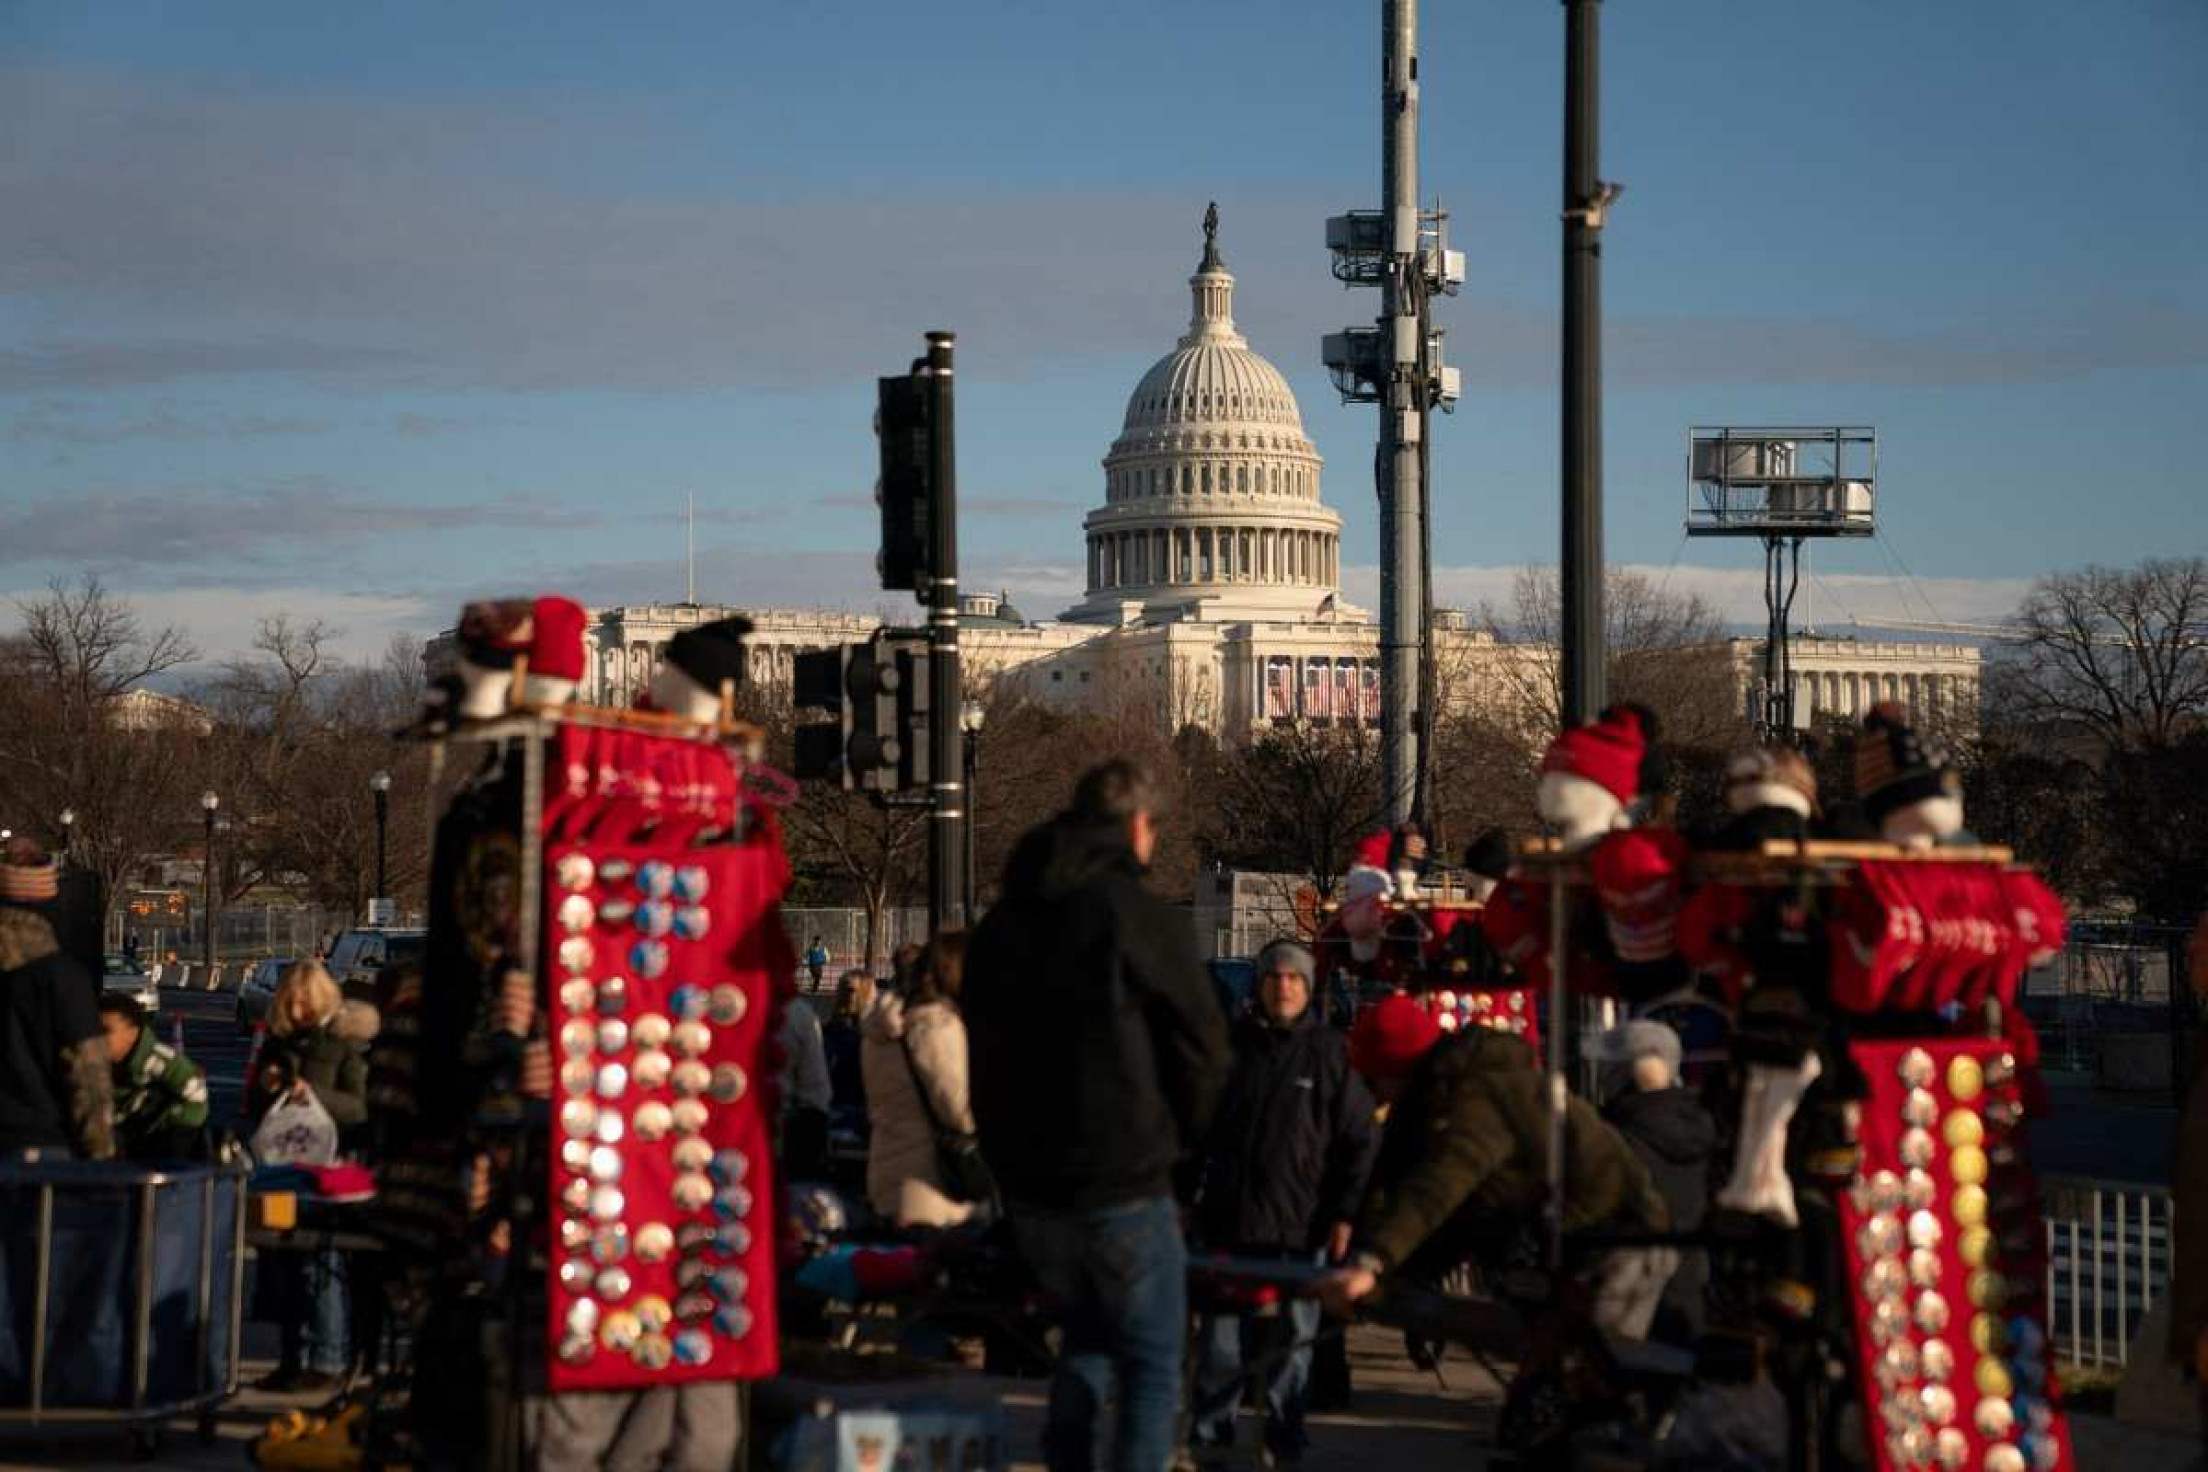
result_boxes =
[160,981,261,1129]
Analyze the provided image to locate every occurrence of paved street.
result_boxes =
[161,981,261,1129]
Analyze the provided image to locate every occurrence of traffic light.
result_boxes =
[790,646,851,785]
[875,370,930,592]
[790,631,928,796]
[891,639,929,794]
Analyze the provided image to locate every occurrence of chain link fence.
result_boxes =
[778,907,933,987]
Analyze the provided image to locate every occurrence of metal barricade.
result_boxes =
[0,1160,249,1447]
[2040,1177,2173,1371]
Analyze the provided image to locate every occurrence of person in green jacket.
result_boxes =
[1314,995,1673,1338]
[99,995,208,1159]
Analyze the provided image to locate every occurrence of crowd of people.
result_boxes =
[7,747,2208,1469]
[771,759,1723,1470]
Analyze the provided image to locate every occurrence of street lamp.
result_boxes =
[56,809,74,863]
[200,791,220,974]
[369,770,392,925]
[960,701,986,921]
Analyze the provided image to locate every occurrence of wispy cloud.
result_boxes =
[6,66,2198,399]
[7,401,329,445]
[0,480,604,571]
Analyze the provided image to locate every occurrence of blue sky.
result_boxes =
[3,0,2203,664]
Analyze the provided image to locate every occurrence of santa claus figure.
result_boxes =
[1536,705,1652,850]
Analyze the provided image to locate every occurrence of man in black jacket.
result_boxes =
[967,760,1231,1472]
[0,840,113,1161]
[1190,938,1376,1465]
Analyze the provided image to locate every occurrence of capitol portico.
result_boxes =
[429,209,1979,745]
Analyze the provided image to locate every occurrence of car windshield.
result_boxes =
[330,932,425,972]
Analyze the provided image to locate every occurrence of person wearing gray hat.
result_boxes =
[1190,936,1378,1464]
[1592,1017,1715,1345]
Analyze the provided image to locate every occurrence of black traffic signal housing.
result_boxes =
[875,370,929,593]
[890,638,929,795]
[790,631,929,798]
[790,646,851,785]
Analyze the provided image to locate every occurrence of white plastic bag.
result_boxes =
[250,1088,340,1166]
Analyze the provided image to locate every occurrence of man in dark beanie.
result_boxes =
[0,839,113,1159]
[1190,938,1377,1464]
[967,759,1230,1472]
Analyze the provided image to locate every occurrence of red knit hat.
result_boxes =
[529,596,588,682]
[1350,993,1443,1083]
[1351,830,1393,871]
[1539,707,1646,806]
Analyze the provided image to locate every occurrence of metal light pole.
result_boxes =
[200,791,219,972]
[57,808,75,864]
[1377,0,1425,827]
[922,331,965,937]
[960,701,985,923]
[1560,0,1613,728]
[369,770,392,924]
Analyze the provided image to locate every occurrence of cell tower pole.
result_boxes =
[1560,0,1607,728]
[1379,0,1424,827]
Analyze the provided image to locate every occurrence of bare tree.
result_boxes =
[0,580,202,910]
[1481,565,1742,748]
[2010,558,2208,752]
[1208,720,1383,897]
[14,575,195,713]
[195,617,427,919]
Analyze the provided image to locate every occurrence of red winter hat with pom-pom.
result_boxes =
[1350,993,1443,1083]
[1539,707,1646,806]
[529,596,588,682]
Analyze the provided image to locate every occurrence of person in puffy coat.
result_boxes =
[1191,938,1377,1463]
[248,959,377,1392]
[861,932,981,1229]
[1316,996,1670,1338]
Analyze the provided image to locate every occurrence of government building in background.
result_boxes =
[433,218,1978,739]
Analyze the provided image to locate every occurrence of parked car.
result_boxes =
[235,957,296,1035]
[101,954,161,1018]
[323,927,428,1001]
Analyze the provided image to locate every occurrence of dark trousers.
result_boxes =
[1013,1196,1187,1472]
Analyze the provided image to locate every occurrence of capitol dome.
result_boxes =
[1063,206,1346,626]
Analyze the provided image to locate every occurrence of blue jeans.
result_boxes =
[1012,1196,1187,1472]
[273,1247,350,1376]
[1189,1291,1322,1457]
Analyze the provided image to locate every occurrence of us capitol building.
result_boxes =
[452,214,1980,738]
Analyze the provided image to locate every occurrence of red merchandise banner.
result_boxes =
[541,783,794,1391]
[1829,863,2057,1018]
[1836,1037,2074,1472]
